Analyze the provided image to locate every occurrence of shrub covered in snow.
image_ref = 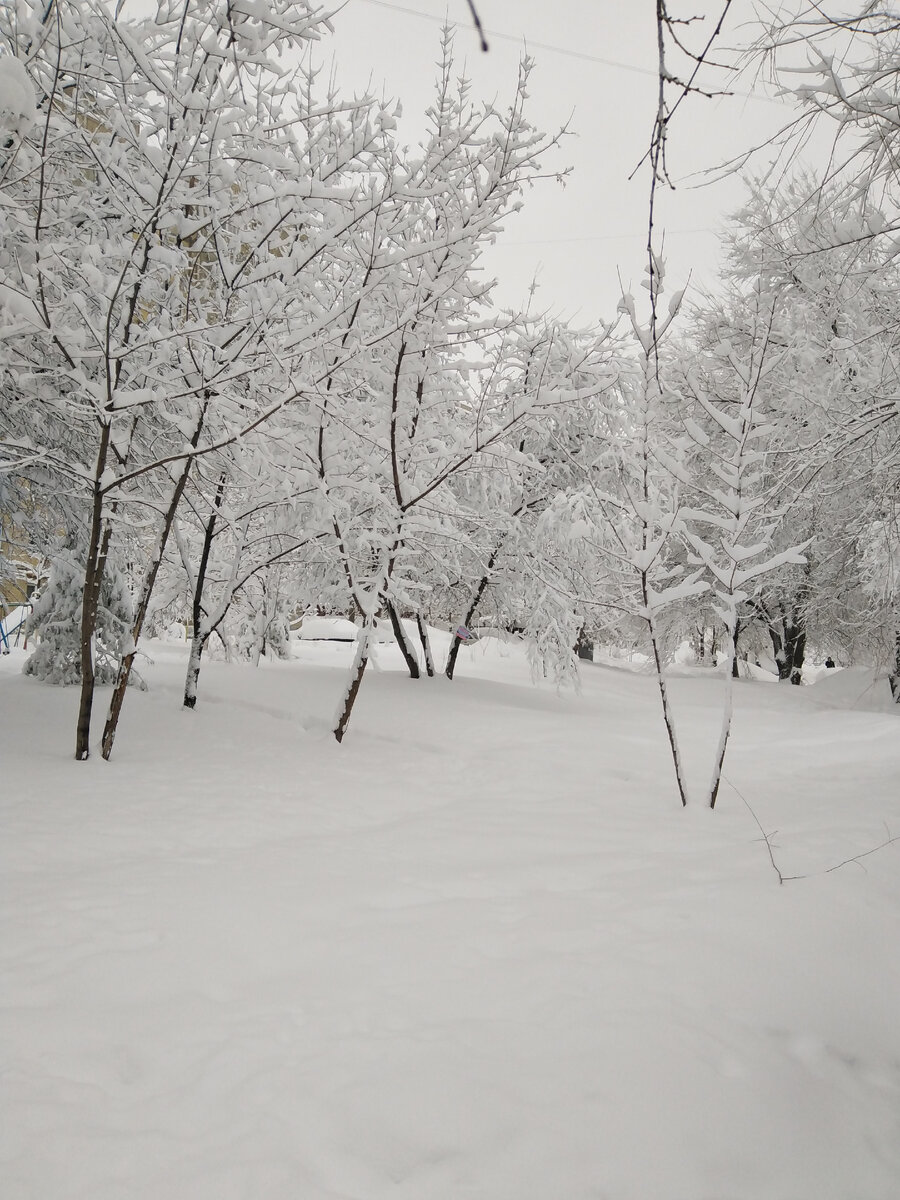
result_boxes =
[24,547,144,688]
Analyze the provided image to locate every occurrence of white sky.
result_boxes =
[324,0,800,324]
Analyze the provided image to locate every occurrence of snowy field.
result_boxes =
[2,634,899,1200]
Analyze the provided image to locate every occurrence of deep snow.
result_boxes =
[2,634,899,1199]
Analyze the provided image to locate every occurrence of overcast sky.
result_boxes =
[323,1,800,324]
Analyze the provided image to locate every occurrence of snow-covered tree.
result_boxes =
[678,289,808,805]
[317,43,603,740]
[24,538,140,688]
[1,0,397,757]
[702,182,900,693]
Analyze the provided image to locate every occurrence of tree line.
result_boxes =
[0,2,897,802]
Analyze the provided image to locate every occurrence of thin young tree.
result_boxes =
[679,290,808,807]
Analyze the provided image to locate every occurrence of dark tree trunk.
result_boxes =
[102,476,196,757]
[251,579,269,668]
[695,626,705,662]
[183,631,209,709]
[445,627,465,681]
[182,474,226,710]
[445,553,498,680]
[575,629,594,661]
[76,521,112,761]
[787,621,806,685]
[768,623,785,677]
[731,617,742,679]
[334,627,372,743]
[386,600,420,678]
[775,609,806,685]
[415,614,435,677]
[76,425,113,760]
[101,405,208,759]
[890,627,900,704]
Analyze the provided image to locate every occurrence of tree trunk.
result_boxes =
[709,625,737,810]
[252,584,269,667]
[101,498,183,757]
[386,600,420,678]
[101,405,207,759]
[890,626,900,704]
[182,478,224,708]
[415,614,435,677]
[768,623,786,677]
[780,611,806,685]
[76,428,113,760]
[445,626,465,682]
[766,588,808,687]
[334,625,372,743]
[445,558,496,680]
[218,626,233,663]
[695,625,705,662]
[76,543,103,759]
[788,623,806,685]
[183,631,209,709]
[575,629,594,661]
[731,617,742,679]
[642,575,688,808]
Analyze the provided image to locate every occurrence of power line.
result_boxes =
[355,0,658,78]
[492,227,718,247]
[352,0,784,105]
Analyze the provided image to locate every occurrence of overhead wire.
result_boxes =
[344,2,752,252]
[492,228,719,247]
[352,0,785,104]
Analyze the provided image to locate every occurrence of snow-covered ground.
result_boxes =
[2,634,899,1200]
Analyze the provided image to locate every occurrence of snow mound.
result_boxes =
[807,665,898,714]
[297,617,398,643]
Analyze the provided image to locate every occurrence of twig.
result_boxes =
[465,0,488,51]
[729,776,785,884]
[817,828,899,877]
[727,776,899,885]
